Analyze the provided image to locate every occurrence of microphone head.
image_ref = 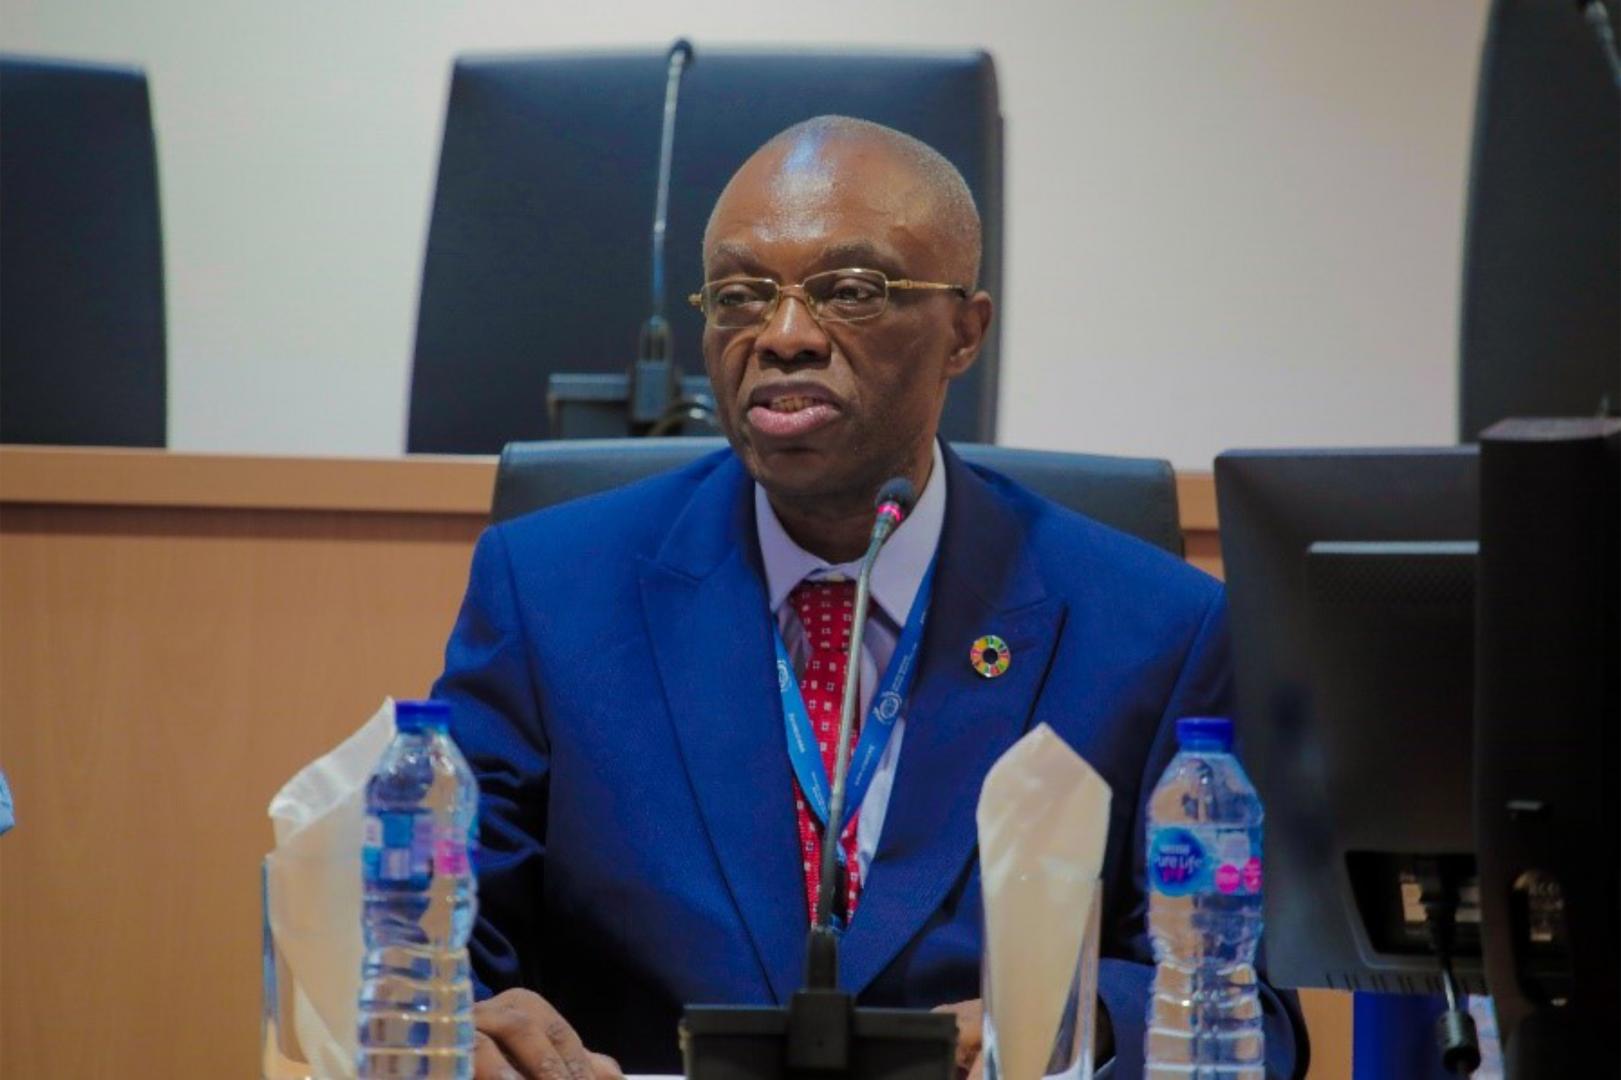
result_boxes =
[668,38,695,65]
[874,476,918,523]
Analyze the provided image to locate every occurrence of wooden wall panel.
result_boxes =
[0,450,1341,1079]
[0,498,485,1078]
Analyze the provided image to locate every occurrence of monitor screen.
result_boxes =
[1216,447,1483,994]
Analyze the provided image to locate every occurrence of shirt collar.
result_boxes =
[755,439,947,625]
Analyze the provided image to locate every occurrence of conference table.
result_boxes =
[0,445,1346,1078]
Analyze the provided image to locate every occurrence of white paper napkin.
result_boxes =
[265,699,396,1080]
[977,723,1113,1080]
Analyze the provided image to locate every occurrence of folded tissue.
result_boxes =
[977,722,1113,1080]
[265,699,396,1079]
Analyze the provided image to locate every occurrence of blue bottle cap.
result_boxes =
[1176,716,1234,751]
[395,699,451,733]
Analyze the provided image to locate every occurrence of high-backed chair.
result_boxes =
[407,47,1003,454]
[0,56,167,446]
[1457,0,1619,439]
[491,439,1184,557]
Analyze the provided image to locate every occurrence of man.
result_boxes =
[437,116,1303,1079]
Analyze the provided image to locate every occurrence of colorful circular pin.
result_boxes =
[970,635,1011,678]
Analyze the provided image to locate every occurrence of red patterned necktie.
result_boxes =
[789,577,863,926]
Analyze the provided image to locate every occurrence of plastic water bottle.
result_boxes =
[357,700,479,1078]
[1145,716,1265,1078]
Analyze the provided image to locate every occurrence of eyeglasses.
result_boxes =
[687,268,968,328]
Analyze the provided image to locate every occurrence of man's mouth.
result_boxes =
[762,395,824,414]
[746,387,843,440]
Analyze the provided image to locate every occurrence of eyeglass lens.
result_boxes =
[704,269,889,327]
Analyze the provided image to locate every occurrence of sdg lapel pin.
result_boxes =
[970,635,1011,679]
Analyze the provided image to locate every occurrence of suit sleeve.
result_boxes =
[1094,587,1308,1080]
[433,525,550,1000]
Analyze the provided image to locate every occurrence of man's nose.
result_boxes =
[755,290,830,366]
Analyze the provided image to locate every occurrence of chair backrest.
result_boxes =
[1457,0,1619,439]
[492,439,1184,557]
[0,56,166,446]
[407,47,1003,454]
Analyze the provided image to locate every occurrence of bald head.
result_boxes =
[705,116,983,287]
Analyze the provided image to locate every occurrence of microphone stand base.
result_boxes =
[681,996,955,1080]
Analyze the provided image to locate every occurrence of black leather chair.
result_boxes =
[491,439,1184,557]
[408,47,1003,454]
[0,56,167,446]
[1457,0,1619,438]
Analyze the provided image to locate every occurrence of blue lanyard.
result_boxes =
[774,559,937,834]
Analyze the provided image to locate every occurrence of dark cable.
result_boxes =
[647,397,716,436]
[1419,861,1483,1076]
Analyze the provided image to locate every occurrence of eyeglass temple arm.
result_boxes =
[888,279,969,297]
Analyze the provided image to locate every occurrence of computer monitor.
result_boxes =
[1215,447,1484,996]
[1457,0,1620,439]
[1472,417,1619,1076]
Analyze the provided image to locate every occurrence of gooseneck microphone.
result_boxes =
[642,37,692,360]
[680,473,955,1078]
[1583,1,1621,89]
[631,40,714,434]
[804,477,919,990]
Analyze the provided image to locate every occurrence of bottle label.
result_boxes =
[362,810,434,890]
[1149,825,1262,898]
[433,823,471,876]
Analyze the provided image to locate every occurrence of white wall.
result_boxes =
[1,1,1488,468]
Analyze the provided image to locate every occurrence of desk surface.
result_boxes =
[0,444,498,512]
[0,443,1215,520]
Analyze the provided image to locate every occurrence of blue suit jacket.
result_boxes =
[434,445,1304,1077]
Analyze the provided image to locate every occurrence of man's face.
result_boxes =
[700,141,989,508]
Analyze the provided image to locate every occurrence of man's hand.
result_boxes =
[472,989,624,1080]
[932,1000,985,1080]
[932,997,1114,1078]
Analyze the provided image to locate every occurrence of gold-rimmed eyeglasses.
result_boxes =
[687,268,968,328]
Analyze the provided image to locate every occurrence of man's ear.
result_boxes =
[944,291,994,379]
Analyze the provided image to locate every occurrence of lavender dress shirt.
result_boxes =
[753,439,947,879]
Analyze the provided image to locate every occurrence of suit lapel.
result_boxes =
[838,446,1068,994]
[638,456,806,1003]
